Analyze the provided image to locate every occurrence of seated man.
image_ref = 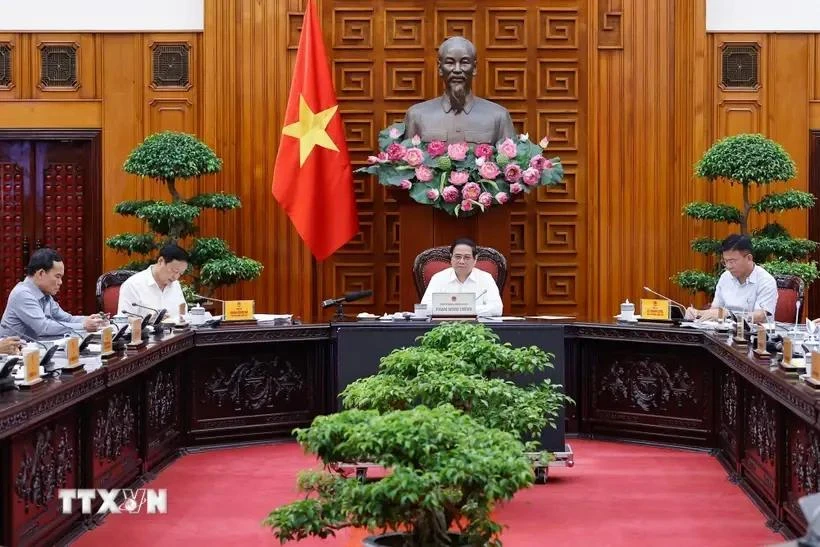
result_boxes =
[685,234,777,324]
[0,248,105,339]
[118,243,188,320]
[421,238,503,317]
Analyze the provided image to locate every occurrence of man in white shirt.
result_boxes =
[421,238,503,317]
[118,244,189,320]
[685,234,777,324]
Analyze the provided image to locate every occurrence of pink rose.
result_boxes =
[427,140,447,157]
[460,199,473,212]
[495,191,509,204]
[478,162,501,180]
[415,165,434,182]
[386,143,406,162]
[510,183,524,194]
[426,188,440,201]
[475,143,494,159]
[504,163,522,182]
[403,147,425,167]
[449,171,469,186]
[389,127,402,139]
[478,192,493,207]
[442,186,460,203]
[498,138,518,158]
[522,167,540,186]
[399,179,412,190]
[529,155,547,170]
[447,142,469,161]
[411,135,421,146]
[539,137,550,148]
[462,182,481,201]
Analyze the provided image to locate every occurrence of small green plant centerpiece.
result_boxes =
[341,322,572,458]
[264,405,534,546]
[106,131,263,296]
[673,133,818,295]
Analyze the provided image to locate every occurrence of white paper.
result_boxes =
[526,315,575,320]
[254,314,293,322]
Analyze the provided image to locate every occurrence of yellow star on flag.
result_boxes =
[282,95,340,166]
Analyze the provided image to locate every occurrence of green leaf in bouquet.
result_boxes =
[377,123,405,149]
[496,153,510,167]
[439,172,447,192]
[410,183,435,204]
[482,178,500,191]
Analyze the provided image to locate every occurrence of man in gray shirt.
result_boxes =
[404,36,516,145]
[0,248,104,339]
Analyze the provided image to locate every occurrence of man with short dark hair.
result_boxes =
[420,237,503,317]
[0,248,105,338]
[118,244,189,320]
[685,234,777,324]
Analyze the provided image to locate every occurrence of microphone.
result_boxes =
[121,310,153,331]
[194,294,224,303]
[321,290,373,308]
[132,303,167,325]
[474,289,488,302]
[643,286,687,318]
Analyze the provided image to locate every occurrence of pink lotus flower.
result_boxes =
[479,161,501,180]
[544,159,554,169]
[529,155,547,170]
[475,143,494,159]
[389,127,402,139]
[462,182,481,201]
[460,199,473,211]
[495,191,509,204]
[447,142,469,161]
[539,137,550,148]
[411,135,421,146]
[415,165,434,182]
[498,138,518,158]
[404,147,425,167]
[522,167,540,186]
[386,143,407,162]
[449,170,469,186]
[478,192,493,207]
[427,140,447,157]
[367,152,389,164]
[426,188,440,201]
[399,179,412,190]
[504,163,522,182]
[442,186,460,203]
[510,183,524,194]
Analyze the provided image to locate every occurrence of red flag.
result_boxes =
[272,0,358,261]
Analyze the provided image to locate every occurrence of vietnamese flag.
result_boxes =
[272,0,358,261]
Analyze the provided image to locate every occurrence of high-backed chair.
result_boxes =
[774,274,805,323]
[96,270,137,316]
[413,246,507,300]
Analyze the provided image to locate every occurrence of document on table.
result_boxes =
[526,315,575,320]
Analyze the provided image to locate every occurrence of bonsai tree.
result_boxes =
[341,322,572,453]
[106,131,263,296]
[673,133,819,295]
[264,405,534,546]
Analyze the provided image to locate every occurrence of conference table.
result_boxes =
[0,318,816,546]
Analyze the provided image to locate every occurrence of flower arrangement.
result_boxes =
[355,123,564,217]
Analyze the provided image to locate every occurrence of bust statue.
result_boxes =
[404,37,516,145]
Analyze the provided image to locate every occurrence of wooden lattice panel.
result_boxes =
[0,161,23,307]
[43,162,85,314]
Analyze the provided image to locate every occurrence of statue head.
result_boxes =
[437,37,477,113]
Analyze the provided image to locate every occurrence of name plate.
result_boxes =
[783,337,793,365]
[753,325,769,358]
[101,326,114,354]
[641,299,670,320]
[23,349,39,383]
[813,352,820,382]
[431,293,477,318]
[179,302,188,316]
[129,317,143,345]
[224,300,255,321]
[66,337,80,367]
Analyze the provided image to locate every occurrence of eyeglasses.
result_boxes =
[452,254,474,262]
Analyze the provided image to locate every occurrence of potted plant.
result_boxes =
[106,131,263,296]
[673,133,818,295]
[340,322,572,454]
[263,405,534,546]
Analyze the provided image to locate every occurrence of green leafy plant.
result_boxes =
[674,133,819,294]
[341,322,572,453]
[263,405,533,546]
[106,131,263,294]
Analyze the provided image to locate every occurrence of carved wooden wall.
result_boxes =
[1,1,820,321]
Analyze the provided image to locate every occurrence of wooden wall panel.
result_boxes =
[1,0,819,322]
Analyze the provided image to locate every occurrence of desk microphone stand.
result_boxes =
[334,301,346,321]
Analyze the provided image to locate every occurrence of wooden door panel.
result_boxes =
[0,141,31,311]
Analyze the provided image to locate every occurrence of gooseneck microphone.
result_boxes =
[121,310,153,331]
[474,289,488,301]
[321,290,373,309]
[642,287,686,310]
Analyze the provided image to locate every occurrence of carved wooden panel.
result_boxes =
[321,1,587,318]
[784,415,820,530]
[10,411,80,547]
[742,389,778,505]
[144,362,181,469]
[91,385,142,490]
[42,160,85,314]
[718,368,740,467]
[0,158,24,309]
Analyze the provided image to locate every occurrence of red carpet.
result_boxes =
[72,439,783,546]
